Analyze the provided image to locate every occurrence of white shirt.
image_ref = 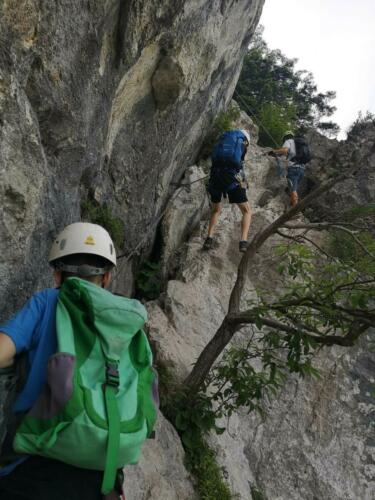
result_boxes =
[282,138,296,167]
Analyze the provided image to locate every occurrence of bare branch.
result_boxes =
[276,229,337,260]
[227,312,368,347]
[267,297,375,325]
[282,223,375,259]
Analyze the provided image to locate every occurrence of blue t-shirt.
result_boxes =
[0,288,59,475]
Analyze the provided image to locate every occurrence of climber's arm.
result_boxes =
[272,147,289,156]
[0,332,16,368]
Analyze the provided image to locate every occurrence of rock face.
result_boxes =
[0,0,265,318]
[146,112,375,499]
[1,2,375,500]
[124,413,197,500]
[302,124,375,224]
[160,164,209,280]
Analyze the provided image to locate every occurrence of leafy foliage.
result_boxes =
[160,207,374,500]
[81,199,124,248]
[163,388,234,499]
[187,437,233,500]
[172,229,374,444]
[330,230,375,271]
[200,105,241,159]
[135,260,161,300]
[267,239,375,336]
[345,203,375,219]
[251,486,267,500]
[206,340,287,419]
[235,27,339,146]
[256,102,297,148]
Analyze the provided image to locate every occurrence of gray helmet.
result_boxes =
[283,130,294,141]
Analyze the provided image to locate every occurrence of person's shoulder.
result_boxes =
[32,288,59,306]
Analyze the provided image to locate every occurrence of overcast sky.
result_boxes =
[260,0,375,139]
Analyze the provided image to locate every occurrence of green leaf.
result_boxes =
[255,317,263,330]
[175,412,188,431]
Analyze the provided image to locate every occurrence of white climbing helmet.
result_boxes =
[240,129,250,143]
[49,222,117,266]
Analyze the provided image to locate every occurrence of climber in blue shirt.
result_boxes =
[203,129,252,253]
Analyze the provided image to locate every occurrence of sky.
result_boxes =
[260,0,375,139]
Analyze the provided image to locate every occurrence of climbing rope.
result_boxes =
[234,90,289,178]
[116,175,208,263]
[233,90,280,148]
[116,90,285,270]
[116,92,284,269]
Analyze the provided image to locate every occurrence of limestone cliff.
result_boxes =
[0,0,264,319]
[1,2,375,500]
[135,112,375,499]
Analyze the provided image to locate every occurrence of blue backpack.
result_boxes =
[211,130,248,170]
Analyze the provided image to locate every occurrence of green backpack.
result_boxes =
[13,278,158,494]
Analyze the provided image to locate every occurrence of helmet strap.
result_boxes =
[54,263,108,277]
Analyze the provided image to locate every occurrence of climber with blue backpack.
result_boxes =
[268,131,312,207]
[0,222,158,500]
[203,129,252,253]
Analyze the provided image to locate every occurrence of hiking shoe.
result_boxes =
[203,236,214,251]
[239,240,248,253]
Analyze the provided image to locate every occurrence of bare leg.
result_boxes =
[207,202,222,237]
[237,202,252,241]
[290,191,298,206]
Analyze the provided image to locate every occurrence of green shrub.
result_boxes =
[187,438,233,500]
[329,230,375,274]
[135,260,161,300]
[251,485,267,500]
[163,389,234,499]
[81,200,124,248]
[154,358,177,409]
[342,203,375,221]
[257,102,297,147]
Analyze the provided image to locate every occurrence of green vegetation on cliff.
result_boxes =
[235,27,339,146]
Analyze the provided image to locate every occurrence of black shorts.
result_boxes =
[0,456,105,500]
[209,186,248,204]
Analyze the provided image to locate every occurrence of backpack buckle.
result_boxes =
[105,361,120,387]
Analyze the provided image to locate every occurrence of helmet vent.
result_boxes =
[59,239,66,250]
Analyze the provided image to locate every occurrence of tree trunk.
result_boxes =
[184,319,236,392]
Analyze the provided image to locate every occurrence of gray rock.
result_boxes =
[152,55,185,111]
[124,413,196,500]
[160,165,209,279]
[0,0,265,318]
[303,125,375,225]
[2,2,374,499]
[149,116,375,499]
